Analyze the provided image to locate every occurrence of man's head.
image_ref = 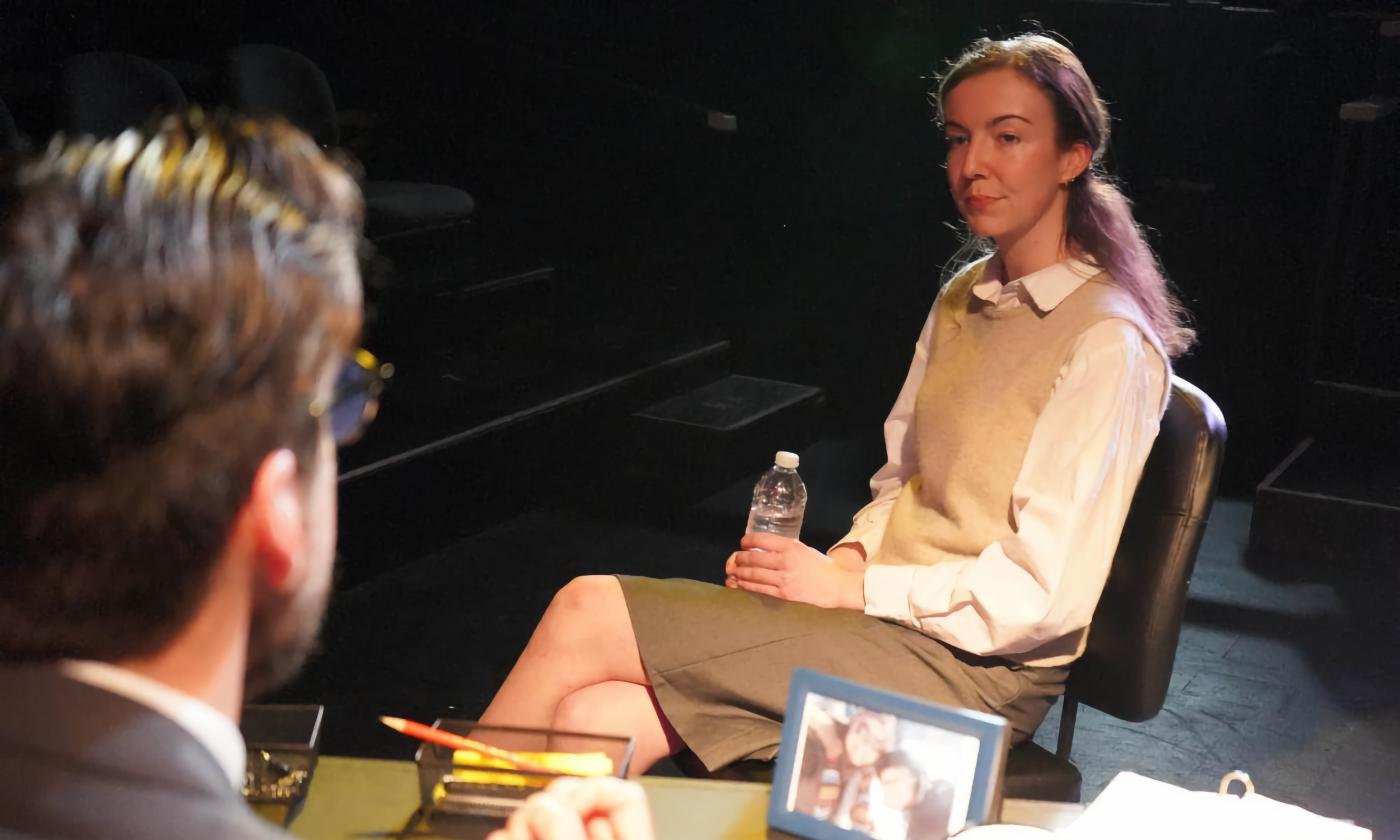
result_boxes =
[0,111,365,696]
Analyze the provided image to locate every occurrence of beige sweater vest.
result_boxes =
[874,260,1159,663]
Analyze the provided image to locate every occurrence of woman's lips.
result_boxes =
[964,195,1000,211]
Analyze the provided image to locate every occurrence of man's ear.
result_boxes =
[1061,141,1092,184]
[246,448,306,592]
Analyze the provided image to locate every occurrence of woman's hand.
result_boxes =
[486,777,654,840]
[725,533,866,610]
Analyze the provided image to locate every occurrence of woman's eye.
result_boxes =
[999,133,1020,144]
[944,135,967,147]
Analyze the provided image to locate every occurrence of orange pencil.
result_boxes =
[378,715,559,775]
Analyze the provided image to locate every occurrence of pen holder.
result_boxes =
[414,719,635,819]
[240,703,324,827]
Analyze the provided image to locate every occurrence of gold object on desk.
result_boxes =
[241,704,324,828]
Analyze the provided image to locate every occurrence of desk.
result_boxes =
[292,757,1082,839]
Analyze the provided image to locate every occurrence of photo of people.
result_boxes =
[785,692,981,840]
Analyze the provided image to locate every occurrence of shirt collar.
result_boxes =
[971,254,1103,313]
[61,659,247,790]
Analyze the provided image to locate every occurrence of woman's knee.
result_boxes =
[546,575,624,625]
[536,575,629,645]
[551,685,610,734]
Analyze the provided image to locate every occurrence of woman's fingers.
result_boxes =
[740,532,799,552]
[730,548,786,572]
[731,578,782,598]
[729,563,782,587]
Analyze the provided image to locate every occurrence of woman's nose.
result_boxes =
[959,140,986,180]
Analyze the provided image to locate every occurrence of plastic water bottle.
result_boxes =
[745,450,807,539]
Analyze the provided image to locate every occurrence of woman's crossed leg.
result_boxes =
[479,575,684,775]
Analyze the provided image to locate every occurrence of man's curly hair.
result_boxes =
[0,111,364,663]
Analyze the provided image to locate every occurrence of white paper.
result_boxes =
[1058,772,1371,840]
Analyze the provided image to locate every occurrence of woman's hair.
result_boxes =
[935,34,1195,357]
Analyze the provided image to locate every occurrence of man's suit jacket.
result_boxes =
[0,665,287,839]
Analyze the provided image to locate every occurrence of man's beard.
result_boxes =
[243,572,332,700]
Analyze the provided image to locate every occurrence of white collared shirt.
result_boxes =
[61,659,247,789]
[840,255,1169,662]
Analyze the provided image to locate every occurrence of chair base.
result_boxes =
[1003,740,1082,803]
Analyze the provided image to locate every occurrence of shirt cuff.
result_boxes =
[862,563,920,623]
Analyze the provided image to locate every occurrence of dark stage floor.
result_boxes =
[277,434,1400,838]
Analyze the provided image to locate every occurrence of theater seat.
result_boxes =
[225,44,475,242]
[61,52,187,137]
[360,180,475,238]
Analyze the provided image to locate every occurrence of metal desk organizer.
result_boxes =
[414,719,635,820]
[240,704,325,827]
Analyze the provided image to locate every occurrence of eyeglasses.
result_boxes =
[309,348,394,446]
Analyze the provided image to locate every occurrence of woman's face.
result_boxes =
[942,67,1088,251]
[844,713,893,767]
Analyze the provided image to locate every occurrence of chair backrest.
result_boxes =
[1067,376,1227,722]
[61,52,187,138]
[226,44,340,148]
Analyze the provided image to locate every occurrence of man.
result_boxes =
[0,112,367,838]
[0,113,651,840]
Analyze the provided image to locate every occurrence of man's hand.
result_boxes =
[725,532,865,610]
[486,776,653,840]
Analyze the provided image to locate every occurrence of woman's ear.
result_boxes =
[246,448,306,592]
[1060,141,1093,185]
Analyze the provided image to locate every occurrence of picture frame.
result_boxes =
[768,669,1010,840]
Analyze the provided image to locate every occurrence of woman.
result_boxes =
[479,33,1193,777]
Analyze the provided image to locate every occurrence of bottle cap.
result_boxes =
[774,451,800,469]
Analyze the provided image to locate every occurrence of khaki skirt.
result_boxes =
[617,575,1067,772]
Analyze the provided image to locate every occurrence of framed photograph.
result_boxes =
[768,668,1010,840]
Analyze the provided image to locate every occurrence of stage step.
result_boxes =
[334,336,730,590]
[1249,381,1400,578]
[616,374,826,511]
[1248,434,1400,577]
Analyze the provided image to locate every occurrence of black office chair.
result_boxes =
[1002,376,1226,801]
[61,52,188,138]
[679,377,1227,803]
[225,44,475,241]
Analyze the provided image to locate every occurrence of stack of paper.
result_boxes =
[1058,772,1370,840]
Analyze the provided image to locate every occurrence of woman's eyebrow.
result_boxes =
[942,114,1032,132]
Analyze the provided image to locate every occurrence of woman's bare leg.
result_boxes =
[552,681,685,776]
[479,575,653,730]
